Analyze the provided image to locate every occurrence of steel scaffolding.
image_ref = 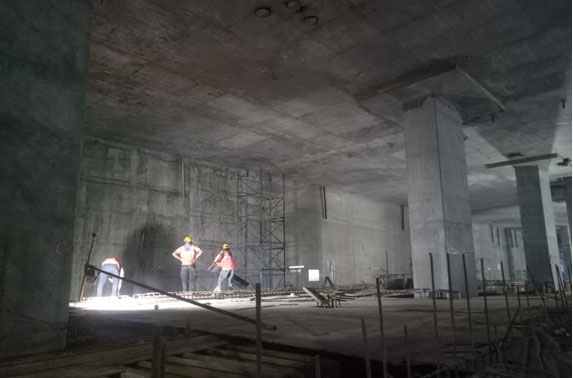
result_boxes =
[236,169,286,290]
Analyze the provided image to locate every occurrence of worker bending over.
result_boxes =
[212,243,236,293]
[172,236,203,291]
[97,257,121,296]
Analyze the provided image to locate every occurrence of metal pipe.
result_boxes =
[256,283,262,378]
[361,319,372,378]
[78,233,97,301]
[480,259,492,361]
[259,169,264,287]
[86,265,277,330]
[429,253,439,339]
[500,261,511,324]
[376,277,388,378]
[493,324,499,363]
[462,254,474,357]
[446,253,457,360]
[283,174,286,288]
[268,175,273,289]
[236,171,242,279]
[555,265,568,308]
[524,283,531,319]
[404,324,411,378]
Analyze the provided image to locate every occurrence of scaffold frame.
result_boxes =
[236,169,286,290]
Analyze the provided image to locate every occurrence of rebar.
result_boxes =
[86,265,277,330]
[361,319,372,378]
[78,233,97,301]
[376,277,388,378]
[256,283,262,378]
[446,253,457,360]
[462,253,474,357]
[500,261,511,324]
[404,324,411,378]
[480,259,492,362]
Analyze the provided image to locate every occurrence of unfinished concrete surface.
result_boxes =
[0,0,571,372]
[403,95,477,295]
[0,0,92,358]
[515,166,562,289]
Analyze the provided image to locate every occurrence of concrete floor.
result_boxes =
[75,294,557,366]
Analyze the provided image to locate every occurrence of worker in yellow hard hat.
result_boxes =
[212,243,236,293]
[172,236,203,291]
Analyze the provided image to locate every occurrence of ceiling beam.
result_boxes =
[485,153,558,169]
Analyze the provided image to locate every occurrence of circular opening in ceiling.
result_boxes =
[303,16,319,25]
[285,0,302,11]
[255,7,271,17]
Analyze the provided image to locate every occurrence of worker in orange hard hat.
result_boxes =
[212,243,236,293]
[172,236,203,291]
[96,257,121,296]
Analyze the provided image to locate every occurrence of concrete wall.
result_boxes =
[505,228,527,281]
[472,224,526,282]
[285,182,411,287]
[0,1,91,358]
[73,139,413,294]
[71,138,238,297]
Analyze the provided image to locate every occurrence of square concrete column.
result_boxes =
[0,1,91,358]
[403,95,477,296]
[514,166,560,289]
[556,226,571,280]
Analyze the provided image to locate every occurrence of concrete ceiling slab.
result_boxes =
[85,0,572,224]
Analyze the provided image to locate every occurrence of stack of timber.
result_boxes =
[0,333,340,378]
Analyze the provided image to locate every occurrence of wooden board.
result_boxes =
[138,360,251,378]
[0,334,223,377]
[203,348,312,369]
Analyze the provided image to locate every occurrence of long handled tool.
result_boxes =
[78,233,97,301]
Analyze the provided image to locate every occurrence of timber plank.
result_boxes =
[223,345,315,363]
[202,348,312,370]
[120,366,181,378]
[138,360,251,378]
[175,353,301,378]
[0,334,221,377]
[5,364,125,378]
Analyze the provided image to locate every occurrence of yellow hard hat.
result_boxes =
[223,243,230,249]
[184,236,192,243]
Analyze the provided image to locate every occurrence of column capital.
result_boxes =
[358,63,504,125]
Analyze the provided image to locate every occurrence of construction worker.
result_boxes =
[172,236,203,291]
[212,243,236,293]
[96,257,121,297]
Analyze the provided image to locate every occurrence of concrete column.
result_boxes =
[556,226,571,280]
[504,228,517,281]
[0,1,91,358]
[514,166,560,289]
[403,95,477,296]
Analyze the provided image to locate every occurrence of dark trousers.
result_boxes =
[180,264,197,291]
[216,269,234,290]
[97,264,119,296]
